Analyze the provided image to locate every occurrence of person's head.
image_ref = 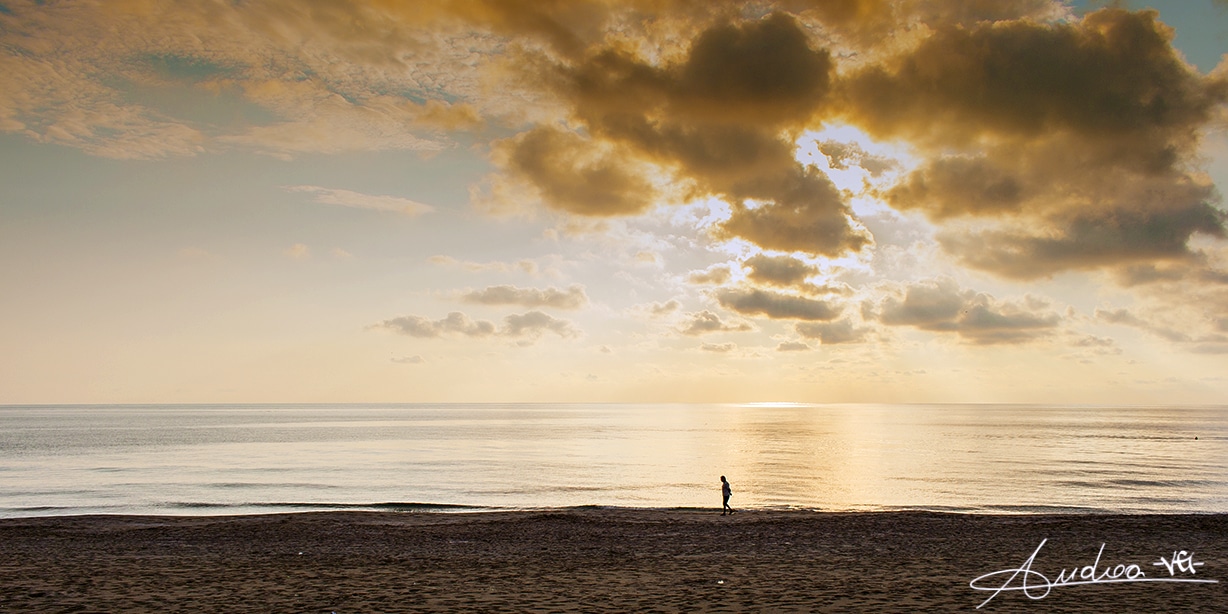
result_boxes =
[720,475,726,482]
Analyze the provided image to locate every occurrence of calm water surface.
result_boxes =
[0,404,1224,517]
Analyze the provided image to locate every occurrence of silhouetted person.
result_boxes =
[721,475,733,515]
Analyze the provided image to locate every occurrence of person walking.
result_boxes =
[720,475,733,515]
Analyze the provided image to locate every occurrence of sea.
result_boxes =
[1,403,1225,518]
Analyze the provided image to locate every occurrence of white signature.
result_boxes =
[970,538,1218,608]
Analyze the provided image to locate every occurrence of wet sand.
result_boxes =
[0,509,1224,612]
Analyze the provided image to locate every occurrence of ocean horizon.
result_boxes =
[3,403,1225,518]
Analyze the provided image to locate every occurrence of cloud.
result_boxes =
[459,284,588,310]
[844,8,1228,279]
[377,310,579,342]
[1095,307,1191,343]
[7,0,1228,325]
[647,299,682,316]
[884,155,1025,219]
[634,251,661,265]
[743,254,818,287]
[392,355,425,364]
[817,139,897,175]
[1073,335,1116,349]
[795,319,871,345]
[284,185,434,215]
[700,342,735,353]
[490,126,657,216]
[502,310,582,340]
[687,264,732,285]
[0,0,502,159]
[482,11,872,257]
[842,9,1223,150]
[1114,262,1195,287]
[715,288,842,321]
[284,243,310,259]
[678,310,752,336]
[940,198,1225,280]
[776,341,811,352]
[876,279,1062,344]
[1070,335,1121,356]
[378,312,497,339]
[429,255,556,277]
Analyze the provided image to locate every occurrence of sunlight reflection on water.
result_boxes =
[0,403,1224,517]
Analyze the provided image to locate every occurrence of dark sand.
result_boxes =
[0,509,1224,612]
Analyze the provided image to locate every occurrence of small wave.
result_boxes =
[159,501,494,513]
[974,503,1108,514]
[210,482,344,490]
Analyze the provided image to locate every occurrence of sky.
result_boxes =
[1,0,1226,405]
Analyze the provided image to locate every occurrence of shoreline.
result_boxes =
[9,500,1224,520]
[1,509,1224,611]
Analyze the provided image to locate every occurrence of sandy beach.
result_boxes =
[0,509,1224,612]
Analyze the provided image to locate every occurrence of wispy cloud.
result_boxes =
[1096,307,1193,343]
[376,310,580,343]
[678,310,753,336]
[284,185,434,216]
[378,312,496,339]
[429,255,561,278]
[776,341,811,352]
[458,284,588,310]
[502,310,582,340]
[647,299,682,317]
[283,243,310,260]
[795,319,871,345]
